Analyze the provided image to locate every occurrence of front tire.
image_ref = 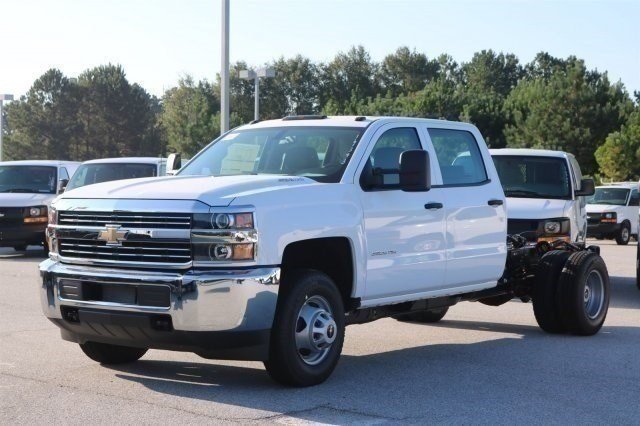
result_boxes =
[557,251,610,335]
[616,222,631,245]
[80,342,147,364]
[264,270,345,387]
[394,307,449,323]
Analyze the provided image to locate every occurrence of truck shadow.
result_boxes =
[107,322,640,423]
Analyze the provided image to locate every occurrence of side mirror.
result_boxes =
[166,153,182,175]
[575,178,595,197]
[399,150,431,192]
[58,179,69,193]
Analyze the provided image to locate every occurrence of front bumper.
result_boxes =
[39,260,280,360]
[587,222,621,237]
[0,222,46,247]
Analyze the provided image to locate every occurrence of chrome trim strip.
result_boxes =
[56,255,192,269]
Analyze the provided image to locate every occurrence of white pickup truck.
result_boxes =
[40,116,610,386]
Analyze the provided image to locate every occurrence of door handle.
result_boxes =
[488,199,503,207]
[424,202,443,210]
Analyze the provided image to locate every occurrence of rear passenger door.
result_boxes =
[426,126,507,291]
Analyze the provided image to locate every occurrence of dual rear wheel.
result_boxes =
[532,250,609,335]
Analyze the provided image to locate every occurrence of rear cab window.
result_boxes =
[427,128,488,185]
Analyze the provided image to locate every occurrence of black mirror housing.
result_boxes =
[399,150,431,192]
[575,178,595,197]
[58,179,69,193]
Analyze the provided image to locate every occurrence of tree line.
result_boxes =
[2,46,639,179]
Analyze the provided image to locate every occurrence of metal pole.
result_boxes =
[254,77,259,121]
[220,0,230,134]
[0,100,3,162]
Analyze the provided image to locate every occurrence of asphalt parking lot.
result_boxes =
[1,240,639,424]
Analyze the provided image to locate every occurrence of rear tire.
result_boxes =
[557,251,610,335]
[616,222,630,245]
[394,306,449,323]
[80,342,147,364]
[532,250,571,333]
[264,270,345,387]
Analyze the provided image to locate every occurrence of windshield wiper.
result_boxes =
[504,190,542,197]
[1,188,37,193]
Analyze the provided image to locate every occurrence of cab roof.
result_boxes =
[81,157,165,165]
[236,115,474,130]
[489,148,574,159]
[0,160,80,167]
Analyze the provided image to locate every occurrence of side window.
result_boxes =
[366,127,422,186]
[59,168,69,181]
[428,128,487,185]
[629,189,640,207]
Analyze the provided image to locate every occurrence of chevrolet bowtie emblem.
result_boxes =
[97,225,128,246]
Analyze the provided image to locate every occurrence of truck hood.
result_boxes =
[60,174,317,207]
[505,197,569,220]
[586,204,623,213]
[0,192,55,207]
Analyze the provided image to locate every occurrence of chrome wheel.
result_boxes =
[584,269,605,320]
[621,227,630,242]
[295,295,337,366]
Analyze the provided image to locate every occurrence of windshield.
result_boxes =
[67,163,157,191]
[0,166,57,194]
[492,155,572,199]
[179,126,364,183]
[586,188,630,206]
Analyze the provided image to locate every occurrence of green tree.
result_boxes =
[319,46,380,114]
[503,57,633,174]
[379,47,439,96]
[76,64,162,159]
[595,109,640,180]
[162,76,220,156]
[459,50,523,147]
[3,69,80,160]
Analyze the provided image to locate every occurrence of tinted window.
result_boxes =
[629,189,639,207]
[179,127,364,183]
[367,127,422,185]
[492,156,571,199]
[67,163,157,190]
[428,128,487,185]
[0,166,57,194]
[587,188,631,206]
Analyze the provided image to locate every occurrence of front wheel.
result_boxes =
[616,222,631,245]
[264,270,345,387]
[80,342,148,364]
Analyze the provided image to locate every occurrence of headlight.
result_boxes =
[604,212,616,219]
[192,212,256,262]
[48,206,58,225]
[23,206,48,223]
[541,218,570,235]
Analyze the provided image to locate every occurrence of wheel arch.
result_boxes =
[280,237,358,309]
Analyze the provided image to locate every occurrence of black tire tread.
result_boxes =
[264,269,345,387]
[80,342,147,364]
[557,251,610,335]
[532,250,571,333]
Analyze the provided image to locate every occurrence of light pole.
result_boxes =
[0,94,14,162]
[220,0,230,134]
[239,68,275,121]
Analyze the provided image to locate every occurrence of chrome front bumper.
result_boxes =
[39,259,280,333]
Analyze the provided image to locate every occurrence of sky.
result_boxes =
[1,0,638,98]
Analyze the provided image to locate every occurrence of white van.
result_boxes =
[65,157,167,191]
[586,182,639,245]
[0,160,79,251]
[490,149,594,244]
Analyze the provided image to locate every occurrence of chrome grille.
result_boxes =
[58,238,191,264]
[58,211,192,229]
